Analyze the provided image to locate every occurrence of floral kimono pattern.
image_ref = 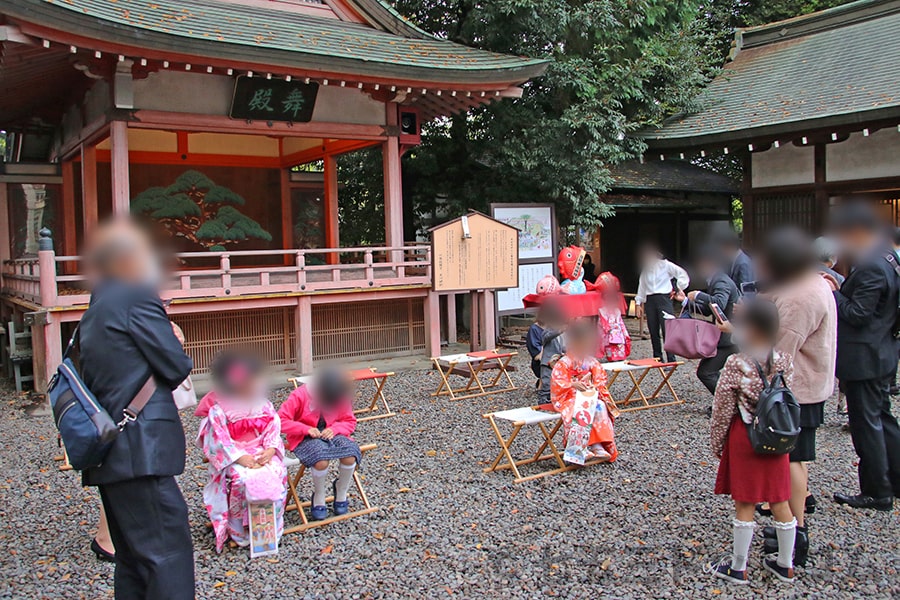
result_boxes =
[550,354,618,463]
[199,400,287,552]
[597,306,632,362]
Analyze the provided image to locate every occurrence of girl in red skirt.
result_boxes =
[708,299,797,585]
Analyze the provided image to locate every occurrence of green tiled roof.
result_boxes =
[1,0,547,84]
[609,160,738,194]
[644,0,900,148]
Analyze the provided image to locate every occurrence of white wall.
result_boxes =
[827,128,900,182]
[751,143,814,188]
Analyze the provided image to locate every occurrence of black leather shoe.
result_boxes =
[91,538,115,562]
[833,493,893,511]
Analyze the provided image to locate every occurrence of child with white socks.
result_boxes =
[278,368,361,521]
[707,299,797,584]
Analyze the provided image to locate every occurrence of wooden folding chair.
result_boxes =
[603,359,683,412]
[482,406,609,483]
[432,350,518,401]
[347,369,396,422]
[283,443,378,534]
[289,369,396,422]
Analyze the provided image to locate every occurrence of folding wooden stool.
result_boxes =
[283,442,378,534]
[289,368,396,421]
[602,358,683,412]
[432,349,518,401]
[482,406,609,483]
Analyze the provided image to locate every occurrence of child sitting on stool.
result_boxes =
[278,367,360,521]
[550,319,618,464]
[196,352,287,552]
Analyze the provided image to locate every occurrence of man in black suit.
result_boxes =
[718,230,755,293]
[79,221,195,598]
[683,245,740,395]
[828,203,900,511]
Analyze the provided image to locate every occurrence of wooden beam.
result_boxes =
[0,184,9,272]
[60,160,77,268]
[281,168,293,266]
[132,111,388,141]
[81,143,98,234]
[95,149,283,169]
[324,154,340,264]
[110,121,130,216]
[814,142,828,232]
[382,103,403,255]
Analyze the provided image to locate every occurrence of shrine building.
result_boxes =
[641,0,900,246]
[0,0,547,387]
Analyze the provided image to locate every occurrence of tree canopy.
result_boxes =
[333,0,857,245]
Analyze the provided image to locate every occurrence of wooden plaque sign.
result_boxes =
[230,76,319,123]
[430,211,519,292]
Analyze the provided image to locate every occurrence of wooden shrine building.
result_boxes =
[590,159,737,293]
[0,0,547,387]
[641,0,900,246]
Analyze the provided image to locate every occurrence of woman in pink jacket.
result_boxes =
[277,368,359,521]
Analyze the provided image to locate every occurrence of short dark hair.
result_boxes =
[740,297,780,346]
[893,227,900,247]
[313,366,350,408]
[761,226,815,284]
[693,242,723,266]
[715,229,742,249]
[829,201,882,233]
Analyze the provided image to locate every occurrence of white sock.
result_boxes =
[774,518,797,569]
[731,519,756,571]
[311,467,328,506]
[335,463,356,502]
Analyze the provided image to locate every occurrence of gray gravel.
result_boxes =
[1,337,899,599]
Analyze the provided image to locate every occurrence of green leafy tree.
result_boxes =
[131,170,272,251]
[390,0,722,232]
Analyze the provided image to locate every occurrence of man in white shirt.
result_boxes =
[634,242,689,362]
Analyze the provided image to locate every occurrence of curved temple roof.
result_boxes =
[0,0,548,85]
[643,0,900,148]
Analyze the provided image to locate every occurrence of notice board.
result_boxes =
[431,212,518,292]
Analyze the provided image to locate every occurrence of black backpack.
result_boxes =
[746,360,801,455]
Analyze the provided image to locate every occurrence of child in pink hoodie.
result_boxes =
[277,367,359,520]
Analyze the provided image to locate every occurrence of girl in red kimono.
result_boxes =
[551,320,619,464]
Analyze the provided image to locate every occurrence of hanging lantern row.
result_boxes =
[645,123,900,162]
[42,39,507,101]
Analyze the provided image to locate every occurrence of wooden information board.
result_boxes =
[430,212,519,292]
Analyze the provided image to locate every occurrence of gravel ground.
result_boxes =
[1,337,899,599]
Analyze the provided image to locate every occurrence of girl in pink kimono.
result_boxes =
[196,353,287,552]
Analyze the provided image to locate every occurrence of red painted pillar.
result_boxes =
[324,154,340,264]
[382,103,403,261]
[110,121,130,216]
[425,291,441,358]
[81,144,98,233]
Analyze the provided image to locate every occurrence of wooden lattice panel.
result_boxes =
[312,298,425,361]
[173,307,297,374]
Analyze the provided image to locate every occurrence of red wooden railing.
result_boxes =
[2,245,432,308]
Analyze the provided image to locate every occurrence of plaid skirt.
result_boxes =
[293,435,362,467]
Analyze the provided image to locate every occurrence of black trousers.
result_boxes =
[644,294,675,362]
[99,476,195,600]
[845,376,900,499]
[697,345,737,396]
